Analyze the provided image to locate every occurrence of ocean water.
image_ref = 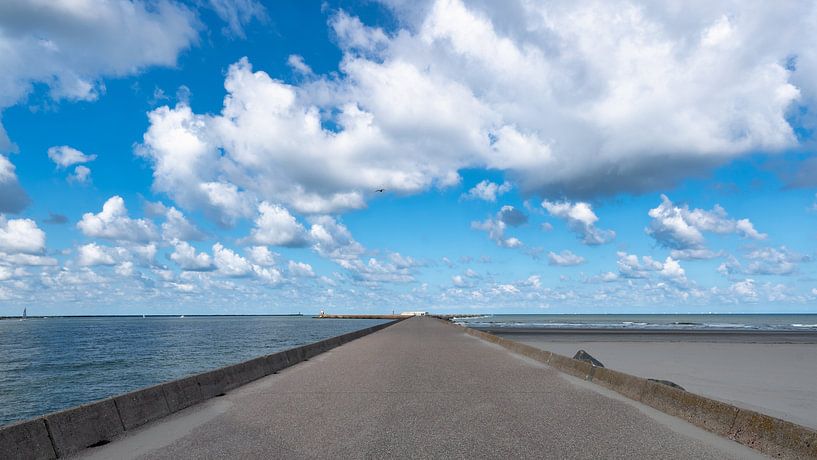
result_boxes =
[0,316,387,427]
[455,314,817,331]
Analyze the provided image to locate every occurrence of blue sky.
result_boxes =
[1,0,816,315]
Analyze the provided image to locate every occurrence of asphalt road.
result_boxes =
[77,317,765,459]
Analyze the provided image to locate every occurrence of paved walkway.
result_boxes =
[79,317,764,459]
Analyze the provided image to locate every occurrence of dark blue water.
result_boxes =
[0,316,387,426]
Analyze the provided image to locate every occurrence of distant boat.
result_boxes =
[21,307,26,321]
[142,314,146,318]
[179,315,185,318]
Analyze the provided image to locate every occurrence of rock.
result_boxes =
[573,349,604,367]
[648,379,686,391]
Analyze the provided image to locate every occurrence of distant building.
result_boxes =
[400,311,428,316]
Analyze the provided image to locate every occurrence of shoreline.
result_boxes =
[484,328,817,343]
[495,329,817,429]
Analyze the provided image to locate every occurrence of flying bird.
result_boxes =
[375,189,385,193]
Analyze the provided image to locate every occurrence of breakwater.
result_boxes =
[0,320,401,459]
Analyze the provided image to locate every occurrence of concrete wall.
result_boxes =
[0,319,400,459]
[446,318,817,460]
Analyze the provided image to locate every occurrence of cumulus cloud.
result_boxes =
[462,180,511,202]
[721,247,811,276]
[547,250,585,266]
[0,155,29,213]
[77,196,158,243]
[0,215,45,254]
[212,243,254,277]
[69,165,92,184]
[246,202,308,247]
[287,55,313,75]
[471,216,522,248]
[308,216,365,260]
[647,195,766,250]
[76,243,118,266]
[288,260,315,277]
[169,241,213,271]
[136,0,817,223]
[730,279,758,301]
[542,200,614,245]
[47,145,96,168]
[0,0,199,146]
[616,252,686,283]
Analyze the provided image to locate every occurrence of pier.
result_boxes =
[73,317,767,459]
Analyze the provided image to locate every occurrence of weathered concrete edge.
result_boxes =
[0,319,403,459]
[439,318,817,460]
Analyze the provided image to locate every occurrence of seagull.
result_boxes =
[375,188,385,193]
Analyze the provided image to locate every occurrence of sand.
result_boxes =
[496,330,817,429]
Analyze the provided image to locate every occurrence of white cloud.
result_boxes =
[730,279,758,301]
[542,200,614,245]
[471,217,522,248]
[77,196,158,243]
[670,248,722,260]
[308,216,365,260]
[547,250,585,266]
[0,0,199,147]
[745,247,807,275]
[462,180,511,202]
[206,0,266,38]
[247,202,307,247]
[76,243,118,266]
[212,243,253,277]
[616,252,686,283]
[170,241,213,271]
[288,260,315,277]
[287,55,313,75]
[137,0,816,221]
[115,261,134,277]
[647,195,766,250]
[337,257,414,283]
[0,155,29,213]
[162,206,205,241]
[47,145,96,168]
[69,165,92,184]
[0,215,45,254]
[246,246,276,266]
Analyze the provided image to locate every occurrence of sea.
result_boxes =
[0,316,387,427]
[454,314,817,331]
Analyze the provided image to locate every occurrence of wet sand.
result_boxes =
[493,329,817,429]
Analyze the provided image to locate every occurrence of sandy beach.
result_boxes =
[493,329,817,430]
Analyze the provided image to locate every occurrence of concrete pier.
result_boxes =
[77,317,763,459]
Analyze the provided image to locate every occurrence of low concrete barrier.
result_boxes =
[223,356,269,391]
[44,398,124,457]
[639,379,739,437]
[0,419,55,460]
[265,351,288,373]
[548,353,595,380]
[113,384,171,430]
[196,368,230,399]
[591,367,647,401]
[0,319,401,459]
[161,375,203,413]
[728,408,817,458]
[448,318,817,460]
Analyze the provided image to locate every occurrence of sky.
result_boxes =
[1,0,816,315]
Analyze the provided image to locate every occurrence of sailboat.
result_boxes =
[21,307,26,321]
